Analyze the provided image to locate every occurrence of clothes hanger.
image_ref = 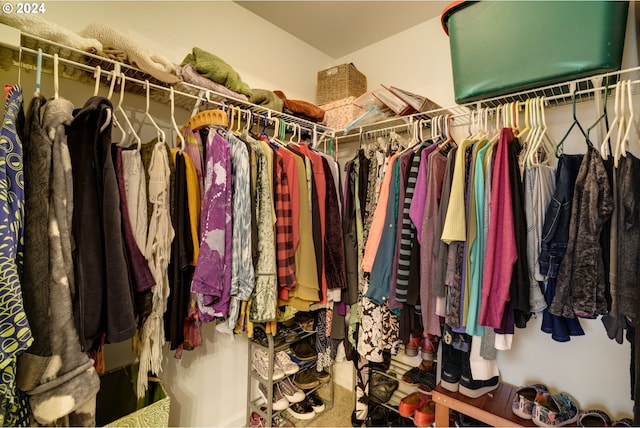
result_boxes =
[585,81,610,160]
[610,80,627,167]
[140,80,166,149]
[243,109,253,138]
[16,47,23,89]
[170,87,186,152]
[235,107,244,136]
[278,119,288,146]
[601,80,622,160]
[502,103,509,129]
[190,90,206,119]
[93,65,102,96]
[556,88,589,158]
[181,89,228,133]
[288,122,298,145]
[511,101,520,134]
[489,105,501,143]
[531,97,557,166]
[436,114,457,155]
[114,72,142,149]
[229,107,236,135]
[517,99,531,140]
[228,104,235,132]
[35,48,42,96]
[52,53,59,100]
[619,79,638,159]
[524,98,539,167]
[106,65,127,143]
[93,65,112,133]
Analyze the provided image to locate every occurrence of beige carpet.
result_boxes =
[307,383,353,427]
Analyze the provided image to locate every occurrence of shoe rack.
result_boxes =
[368,346,426,421]
[246,322,334,427]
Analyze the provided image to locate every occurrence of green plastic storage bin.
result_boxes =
[442,1,628,104]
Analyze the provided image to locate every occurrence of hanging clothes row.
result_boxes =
[1,51,345,424]
[342,90,640,420]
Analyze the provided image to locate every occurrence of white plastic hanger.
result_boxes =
[94,65,111,133]
[619,79,639,159]
[93,65,101,96]
[525,98,541,167]
[517,99,531,140]
[106,66,126,142]
[537,97,557,165]
[489,105,501,143]
[613,80,628,167]
[288,123,298,144]
[243,109,253,138]
[170,87,186,152]
[142,80,166,148]
[533,97,552,166]
[601,80,622,160]
[115,72,141,148]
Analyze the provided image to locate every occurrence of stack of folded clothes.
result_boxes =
[181,47,253,97]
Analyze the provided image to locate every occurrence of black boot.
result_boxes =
[439,326,463,392]
[458,342,499,399]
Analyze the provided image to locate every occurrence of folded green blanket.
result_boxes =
[249,89,284,112]
[182,47,252,97]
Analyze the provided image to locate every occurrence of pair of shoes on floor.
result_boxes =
[397,392,435,427]
[250,406,295,427]
[398,391,431,417]
[414,399,436,427]
[293,368,330,389]
[258,378,305,411]
[513,383,579,426]
[252,349,299,381]
[576,409,633,427]
[369,371,399,404]
[287,391,324,420]
[401,360,437,393]
[294,312,316,332]
[252,326,285,348]
[276,325,301,344]
[290,338,317,360]
[405,333,440,361]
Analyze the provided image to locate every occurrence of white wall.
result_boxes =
[28,1,331,101]
[335,13,456,109]
[333,5,640,421]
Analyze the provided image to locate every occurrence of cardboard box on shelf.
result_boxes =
[321,96,363,131]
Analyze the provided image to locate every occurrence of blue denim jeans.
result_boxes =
[538,154,584,278]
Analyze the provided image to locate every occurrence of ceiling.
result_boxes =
[235,1,446,58]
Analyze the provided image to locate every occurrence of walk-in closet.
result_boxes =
[0,1,639,427]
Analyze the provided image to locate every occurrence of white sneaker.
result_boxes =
[277,378,305,403]
[258,382,289,411]
[252,349,285,381]
[275,351,300,375]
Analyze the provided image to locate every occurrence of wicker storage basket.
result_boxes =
[317,63,367,105]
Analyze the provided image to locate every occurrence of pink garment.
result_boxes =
[362,152,401,272]
[420,151,448,337]
[479,128,518,328]
[409,146,433,243]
